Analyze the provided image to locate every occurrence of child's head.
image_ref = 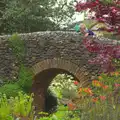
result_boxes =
[80,23,87,34]
[80,23,86,30]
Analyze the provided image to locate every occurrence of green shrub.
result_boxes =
[39,105,80,120]
[0,83,23,97]
[8,33,25,62]
[80,100,120,120]
[0,64,33,97]
[17,64,33,93]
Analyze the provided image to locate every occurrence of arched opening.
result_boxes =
[47,73,77,113]
[32,68,78,113]
[31,58,91,113]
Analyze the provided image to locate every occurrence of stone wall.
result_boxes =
[0,31,99,81]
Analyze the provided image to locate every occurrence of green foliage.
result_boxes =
[0,93,13,120]
[17,64,33,93]
[0,0,74,34]
[48,71,120,120]
[0,64,33,97]
[39,105,80,120]
[8,33,25,62]
[69,70,120,120]
[0,92,34,120]
[7,33,33,94]
[102,0,114,5]
[0,83,23,98]
[1,71,120,120]
[80,100,120,120]
[12,92,34,118]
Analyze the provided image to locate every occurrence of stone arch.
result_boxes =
[31,58,91,112]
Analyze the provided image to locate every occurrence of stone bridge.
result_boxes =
[0,31,102,111]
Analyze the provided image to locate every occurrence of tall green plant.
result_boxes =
[17,64,33,93]
[12,92,34,118]
[0,92,35,120]
[0,93,12,120]
[8,33,25,62]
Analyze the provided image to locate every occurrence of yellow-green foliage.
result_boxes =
[0,92,34,120]
[12,92,34,117]
[39,105,80,120]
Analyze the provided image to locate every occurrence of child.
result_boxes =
[74,23,95,38]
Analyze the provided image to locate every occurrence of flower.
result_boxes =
[102,85,108,90]
[92,97,98,103]
[84,88,93,96]
[110,72,114,76]
[92,80,103,87]
[79,88,83,92]
[74,81,79,85]
[115,83,120,88]
[100,95,106,101]
[67,103,76,110]
[115,72,119,76]
[79,88,93,96]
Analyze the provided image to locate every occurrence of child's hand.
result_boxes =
[84,33,89,37]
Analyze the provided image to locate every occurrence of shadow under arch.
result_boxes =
[31,58,91,112]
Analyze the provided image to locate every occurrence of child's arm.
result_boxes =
[84,33,89,37]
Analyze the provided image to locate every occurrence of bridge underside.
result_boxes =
[32,68,78,112]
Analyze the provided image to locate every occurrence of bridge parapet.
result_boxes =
[0,31,117,80]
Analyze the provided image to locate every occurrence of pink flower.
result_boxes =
[74,81,79,85]
[100,95,106,101]
[115,83,120,88]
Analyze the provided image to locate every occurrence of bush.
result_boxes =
[0,83,23,97]
[17,64,33,93]
[8,33,25,62]
[0,64,33,97]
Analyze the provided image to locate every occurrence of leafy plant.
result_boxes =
[8,33,25,62]
[0,93,13,120]
[17,64,33,93]
[12,92,34,118]
[7,33,33,94]
[0,92,35,120]
[0,64,33,97]
[0,83,23,97]
[67,70,120,120]
[39,105,80,120]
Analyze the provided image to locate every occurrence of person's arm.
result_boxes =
[84,33,89,37]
